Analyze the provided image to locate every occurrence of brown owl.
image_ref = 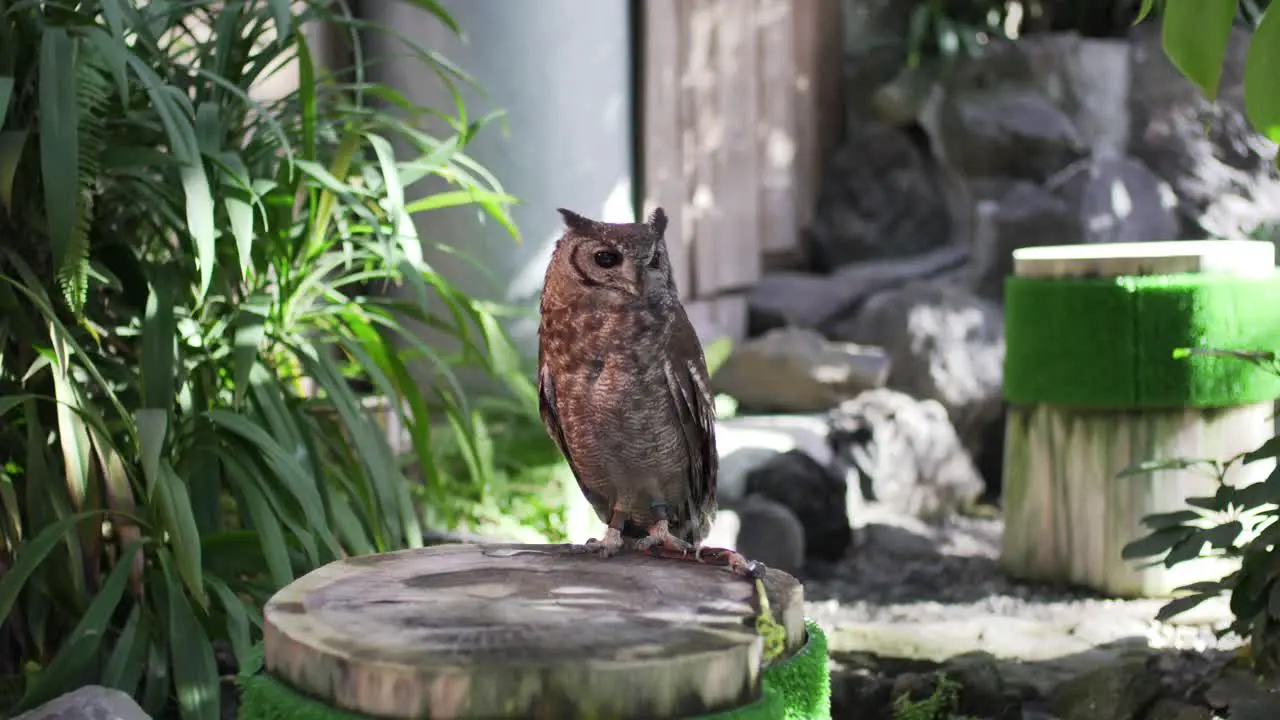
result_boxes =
[537,206,762,578]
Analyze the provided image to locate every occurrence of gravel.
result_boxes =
[798,513,1240,653]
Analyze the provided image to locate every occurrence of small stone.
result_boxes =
[744,450,852,562]
[858,522,937,559]
[13,686,152,720]
[711,327,890,414]
[1049,660,1163,720]
[732,495,806,576]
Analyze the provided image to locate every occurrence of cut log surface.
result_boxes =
[264,543,804,720]
[1012,239,1275,278]
[1002,239,1278,597]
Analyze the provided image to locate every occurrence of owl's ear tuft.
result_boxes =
[557,208,596,234]
[646,207,668,237]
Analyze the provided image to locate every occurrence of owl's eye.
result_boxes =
[593,250,623,268]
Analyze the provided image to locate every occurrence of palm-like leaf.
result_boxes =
[0,1,532,716]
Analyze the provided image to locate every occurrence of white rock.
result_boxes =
[14,686,151,720]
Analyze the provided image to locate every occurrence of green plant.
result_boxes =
[1134,0,1280,159]
[890,673,977,720]
[1122,349,1280,668]
[0,1,528,716]
[1119,0,1280,673]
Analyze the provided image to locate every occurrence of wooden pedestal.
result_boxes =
[263,543,804,719]
[1000,240,1278,597]
[1001,403,1274,597]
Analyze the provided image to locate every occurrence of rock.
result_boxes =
[937,87,1087,182]
[744,449,852,562]
[829,389,986,523]
[810,121,953,270]
[947,656,1022,720]
[13,686,151,720]
[1048,153,1180,244]
[1128,23,1280,240]
[1145,698,1211,720]
[1204,666,1280,719]
[711,327,890,414]
[731,495,806,576]
[857,522,937,560]
[1049,660,1163,720]
[829,281,1005,457]
[747,244,970,335]
[714,413,834,504]
[968,181,1083,302]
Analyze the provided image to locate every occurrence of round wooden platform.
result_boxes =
[263,543,805,719]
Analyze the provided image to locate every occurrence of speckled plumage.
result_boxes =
[537,207,727,564]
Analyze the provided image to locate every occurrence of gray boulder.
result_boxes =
[711,327,890,414]
[1128,23,1280,241]
[829,281,1005,456]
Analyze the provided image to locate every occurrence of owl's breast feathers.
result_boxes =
[537,299,719,540]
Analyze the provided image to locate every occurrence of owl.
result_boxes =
[537,207,761,578]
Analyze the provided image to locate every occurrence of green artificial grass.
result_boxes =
[237,619,831,720]
[1003,272,1280,408]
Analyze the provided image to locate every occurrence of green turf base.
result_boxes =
[237,619,830,720]
[1004,272,1280,408]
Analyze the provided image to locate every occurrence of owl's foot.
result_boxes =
[632,519,693,555]
[695,546,767,579]
[580,526,625,558]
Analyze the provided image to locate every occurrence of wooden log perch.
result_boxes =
[1000,240,1278,597]
[264,543,805,719]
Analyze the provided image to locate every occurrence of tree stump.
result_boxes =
[263,543,805,719]
[1000,240,1280,597]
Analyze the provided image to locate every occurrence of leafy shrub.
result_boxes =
[1120,0,1280,672]
[0,1,530,716]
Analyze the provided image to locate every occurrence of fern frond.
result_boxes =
[56,47,111,312]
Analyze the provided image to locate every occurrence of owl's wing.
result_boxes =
[537,364,611,515]
[663,315,719,519]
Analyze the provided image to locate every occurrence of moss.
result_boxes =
[1003,272,1280,408]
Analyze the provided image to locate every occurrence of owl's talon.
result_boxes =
[632,519,692,555]
[584,527,625,558]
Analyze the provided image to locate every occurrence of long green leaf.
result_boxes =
[1161,0,1238,101]
[48,326,93,511]
[207,576,253,670]
[38,29,81,303]
[216,451,293,588]
[1245,5,1280,144]
[0,510,102,625]
[156,461,207,608]
[233,294,270,408]
[15,542,144,712]
[181,161,217,304]
[161,550,220,720]
[0,130,28,213]
[0,76,12,127]
[102,603,151,696]
[135,409,167,499]
[205,409,341,558]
